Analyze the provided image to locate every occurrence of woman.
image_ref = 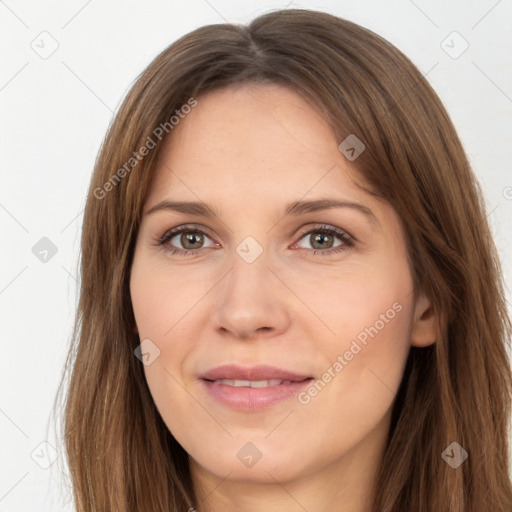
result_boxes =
[56,8,512,511]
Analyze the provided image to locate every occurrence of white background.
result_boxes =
[0,1,511,510]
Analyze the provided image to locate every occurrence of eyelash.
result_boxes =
[154,223,356,257]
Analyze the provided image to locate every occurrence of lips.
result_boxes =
[199,364,314,411]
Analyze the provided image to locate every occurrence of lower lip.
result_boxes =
[201,379,313,411]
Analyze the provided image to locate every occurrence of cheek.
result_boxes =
[130,256,202,339]
[130,258,208,439]
[293,300,412,469]
[306,284,413,434]
[295,256,414,411]
[285,256,412,353]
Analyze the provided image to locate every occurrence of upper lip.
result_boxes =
[200,364,313,382]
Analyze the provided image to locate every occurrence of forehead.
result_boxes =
[148,83,368,205]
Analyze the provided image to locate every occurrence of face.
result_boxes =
[130,83,435,500]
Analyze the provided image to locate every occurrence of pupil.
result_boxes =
[183,232,202,249]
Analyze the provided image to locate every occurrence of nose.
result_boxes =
[210,250,291,340]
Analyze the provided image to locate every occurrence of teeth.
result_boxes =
[215,379,286,387]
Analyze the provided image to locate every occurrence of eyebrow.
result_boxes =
[145,198,379,226]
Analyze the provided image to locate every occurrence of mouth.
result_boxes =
[199,364,314,411]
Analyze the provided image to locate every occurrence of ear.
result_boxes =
[411,292,438,347]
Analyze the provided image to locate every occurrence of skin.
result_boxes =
[130,83,437,512]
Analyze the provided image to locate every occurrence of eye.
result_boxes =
[293,224,355,256]
[156,225,218,256]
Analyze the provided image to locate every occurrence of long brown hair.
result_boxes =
[54,8,512,511]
